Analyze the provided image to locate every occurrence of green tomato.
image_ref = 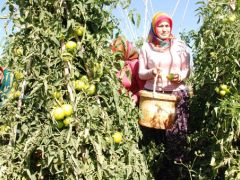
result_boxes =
[80,75,89,83]
[57,121,64,129]
[166,73,174,81]
[93,62,104,78]
[65,41,77,52]
[228,14,236,22]
[74,80,87,91]
[61,52,73,62]
[14,71,24,80]
[225,88,230,94]
[215,87,220,94]
[53,91,62,99]
[63,117,73,126]
[220,84,228,91]
[86,84,96,96]
[0,125,10,133]
[14,91,21,98]
[62,56,73,62]
[75,26,85,36]
[112,132,122,143]
[219,90,226,97]
[52,107,65,120]
[62,104,73,117]
[15,47,23,56]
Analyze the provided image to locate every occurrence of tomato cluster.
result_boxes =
[74,75,96,96]
[215,84,231,97]
[52,104,74,128]
[0,0,150,178]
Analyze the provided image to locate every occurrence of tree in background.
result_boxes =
[0,0,152,179]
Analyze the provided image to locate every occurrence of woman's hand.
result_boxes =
[169,73,181,83]
[151,67,162,76]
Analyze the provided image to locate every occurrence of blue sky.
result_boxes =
[0,0,7,52]
[0,0,202,51]
[114,0,202,42]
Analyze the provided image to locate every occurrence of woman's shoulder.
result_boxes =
[141,42,155,53]
[171,38,189,53]
[141,42,151,49]
[172,38,187,47]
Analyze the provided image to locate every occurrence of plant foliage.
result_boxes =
[0,0,152,179]
[187,0,240,179]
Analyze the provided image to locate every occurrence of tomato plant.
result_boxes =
[185,0,240,179]
[0,0,152,179]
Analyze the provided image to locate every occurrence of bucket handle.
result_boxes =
[153,74,163,98]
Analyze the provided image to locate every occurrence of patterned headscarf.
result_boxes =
[111,36,138,61]
[148,12,174,48]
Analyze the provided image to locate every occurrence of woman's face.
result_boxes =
[156,21,171,39]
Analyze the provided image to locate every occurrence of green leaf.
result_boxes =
[136,13,141,28]
[28,83,43,97]
[21,124,28,135]
[128,10,135,25]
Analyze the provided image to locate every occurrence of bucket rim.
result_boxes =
[139,90,177,101]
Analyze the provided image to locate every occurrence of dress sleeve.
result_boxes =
[138,44,155,80]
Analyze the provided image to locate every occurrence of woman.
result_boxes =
[138,12,190,162]
[0,67,13,103]
[111,36,145,105]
